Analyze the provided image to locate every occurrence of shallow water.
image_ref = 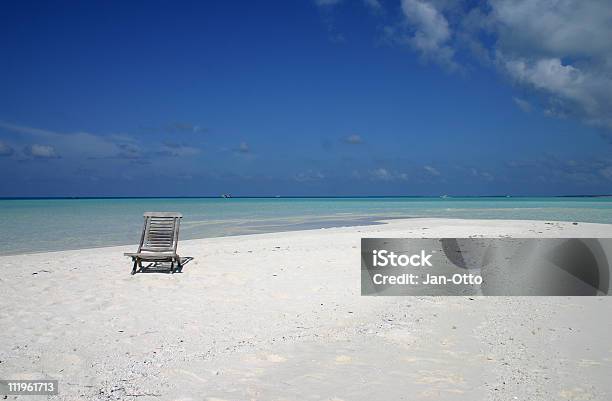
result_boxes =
[1,197,611,255]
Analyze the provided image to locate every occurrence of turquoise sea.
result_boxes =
[0,197,611,255]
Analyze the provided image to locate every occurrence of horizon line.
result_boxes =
[1,194,611,200]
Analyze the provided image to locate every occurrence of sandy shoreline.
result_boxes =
[1,218,612,400]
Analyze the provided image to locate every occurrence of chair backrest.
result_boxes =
[138,212,182,253]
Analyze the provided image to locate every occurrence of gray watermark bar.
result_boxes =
[361,238,612,296]
[0,380,58,395]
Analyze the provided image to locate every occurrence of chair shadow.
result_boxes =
[137,257,194,274]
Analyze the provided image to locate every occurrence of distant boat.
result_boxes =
[441,194,450,199]
[221,194,232,198]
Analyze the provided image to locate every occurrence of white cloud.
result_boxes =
[157,142,200,158]
[0,140,13,156]
[371,168,392,181]
[512,97,532,113]
[423,165,440,176]
[0,121,201,162]
[600,166,612,180]
[24,144,59,159]
[500,56,612,128]
[376,1,612,129]
[470,167,494,181]
[0,121,56,137]
[400,0,457,70]
[0,120,128,159]
[344,134,363,144]
[484,1,612,128]
[294,170,325,182]
[490,0,612,59]
[369,168,409,181]
[320,0,612,128]
[238,141,250,153]
[364,0,383,13]
[113,142,142,159]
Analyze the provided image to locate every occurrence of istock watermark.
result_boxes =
[372,250,433,267]
[361,238,612,296]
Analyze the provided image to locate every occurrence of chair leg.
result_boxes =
[176,255,182,272]
[170,260,175,274]
[131,259,138,275]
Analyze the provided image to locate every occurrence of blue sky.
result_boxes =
[1,0,611,197]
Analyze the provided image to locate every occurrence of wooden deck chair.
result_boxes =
[125,212,183,274]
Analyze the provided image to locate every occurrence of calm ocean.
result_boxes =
[1,197,611,255]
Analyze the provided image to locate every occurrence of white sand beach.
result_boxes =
[1,218,612,401]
